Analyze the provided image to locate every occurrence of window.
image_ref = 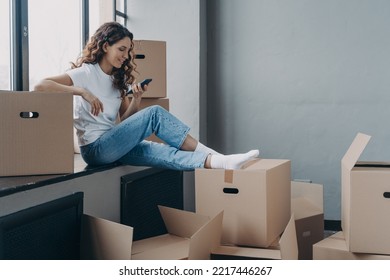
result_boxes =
[0,1,11,90]
[28,0,81,90]
[4,0,120,91]
[115,0,127,25]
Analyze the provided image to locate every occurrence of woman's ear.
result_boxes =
[102,42,109,53]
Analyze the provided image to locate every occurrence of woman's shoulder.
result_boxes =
[67,63,96,76]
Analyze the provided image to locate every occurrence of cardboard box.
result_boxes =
[0,91,74,176]
[313,231,390,260]
[211,215,298,260]
[341,132,390,255]
[133,40,166,98]
[81,206,223,260]
[291,181,324,260]
[132,206,223,260]
[195,158,291,248]
[81,214,133,260]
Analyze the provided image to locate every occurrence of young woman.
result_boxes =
[34,22,259,170]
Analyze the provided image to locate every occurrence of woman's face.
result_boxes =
[103,37,132,70]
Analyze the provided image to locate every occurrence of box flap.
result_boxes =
[80,214,133,260]
[291,181,323,212]
[341,133,371,171]
[131,234,183,254]
[188,210,224,260]
[132,235,189,260]
[291,197,323,220]
[158,205,210,238]
[279,214,298,260]
[211,214,297,260]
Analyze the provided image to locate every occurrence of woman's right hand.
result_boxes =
[80,88,104,116]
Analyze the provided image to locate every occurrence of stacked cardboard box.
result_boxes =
[195,158,300,260]
[131,40,169,144]
[314,132,390,259]
[0,91,74,176]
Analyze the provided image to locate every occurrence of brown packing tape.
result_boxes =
[224,169,234,184]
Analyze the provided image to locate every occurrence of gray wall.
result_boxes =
[205,0,390,220]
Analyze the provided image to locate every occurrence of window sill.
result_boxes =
[0,154,121,197]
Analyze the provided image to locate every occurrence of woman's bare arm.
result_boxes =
[34,74,104,116]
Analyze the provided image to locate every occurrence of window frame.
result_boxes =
[8,0,121,91]
[115,0,128,25]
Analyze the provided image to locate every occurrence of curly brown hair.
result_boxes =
[71,22,137,98]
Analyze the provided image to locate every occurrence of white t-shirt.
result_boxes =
[66,63,122,146]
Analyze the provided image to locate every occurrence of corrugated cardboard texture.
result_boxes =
[0,91,74,176]
[313,231,390,260]
[291,181,324,260]
[211,214,298,260]
[195,159,291,248]
[133,40,166,98]
[80,214,133,260]
[131,206,223,260]
[341,133,390,255]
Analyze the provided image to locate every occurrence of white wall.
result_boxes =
[127,0,200,138]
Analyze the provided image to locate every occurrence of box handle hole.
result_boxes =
[223,187,239,194]
[20,112,39,118]
[383,192,390,199]
[135,54,145,59]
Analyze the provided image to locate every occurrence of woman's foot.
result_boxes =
[208,149,260,169]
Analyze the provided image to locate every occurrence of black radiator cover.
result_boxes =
[120,168,183,241]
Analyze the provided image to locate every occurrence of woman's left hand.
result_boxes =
[130,82,148,100]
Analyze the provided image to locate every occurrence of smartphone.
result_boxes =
[126,78,153,95]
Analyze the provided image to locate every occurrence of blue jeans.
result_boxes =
[80,105,208,170]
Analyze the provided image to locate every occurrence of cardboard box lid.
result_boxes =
[196,158,290,184]
[211,215,298,260]
[240,158,290,171]
[132,206,223,260]
[341,133,371,171]
[80,214,133,260]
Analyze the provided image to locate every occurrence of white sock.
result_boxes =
[210,149,259,170]
[195,142,223,156]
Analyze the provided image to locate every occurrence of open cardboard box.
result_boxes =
[291,181,324,260]
[81,206,223,260]
[341,132,390,255]
[195,158,291,248]
[0,91,74,176]
[211,215,298,260]
[313,231,390,260]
